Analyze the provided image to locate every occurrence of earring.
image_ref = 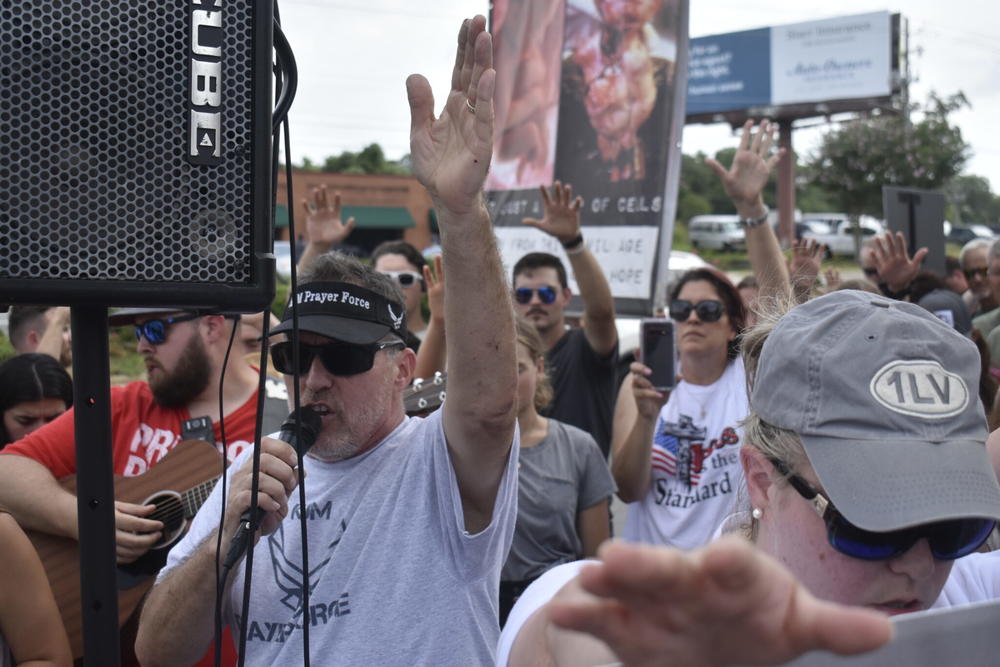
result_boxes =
[751,507,763,520]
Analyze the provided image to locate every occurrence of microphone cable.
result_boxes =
[232,1,312,664]
[212,313,245,667]
[213,0,303,663]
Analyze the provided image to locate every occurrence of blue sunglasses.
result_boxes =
[514,286,557,305]
[134,314,201,345]
[771,458,995,561]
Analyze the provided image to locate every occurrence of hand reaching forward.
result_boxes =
[706,119,783,215]
[549,538,893,667]
[407,16,495,216]
[872,231,927,294]
[301,185,355,250]
[522,181,583,245]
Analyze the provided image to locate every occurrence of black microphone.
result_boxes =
[222,406,322,569]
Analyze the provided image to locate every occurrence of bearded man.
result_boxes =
[0,308,259,564]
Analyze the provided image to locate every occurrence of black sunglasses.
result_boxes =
[271,340,405,377]
[862,267,879,278]
[771,458,995,561]
[669,299,724,323]
[134,314,201,345]
[964,267,989,280]
[514,286,558,305]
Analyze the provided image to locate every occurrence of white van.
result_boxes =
[687,215,744,251]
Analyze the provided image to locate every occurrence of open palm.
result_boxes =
[408,16,495,216]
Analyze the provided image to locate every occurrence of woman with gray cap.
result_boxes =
[495,288,1000,666]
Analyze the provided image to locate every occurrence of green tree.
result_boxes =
[314,143,410,175]
[946,174,1000,224]
[679,146,824,221]
[807,93,971,217]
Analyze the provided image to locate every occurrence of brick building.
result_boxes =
[275,170,435,256]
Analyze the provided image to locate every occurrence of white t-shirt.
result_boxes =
[933,550,1000,608]
[159,410,519,666]
[623,357,748,549]
[496,560,589,667]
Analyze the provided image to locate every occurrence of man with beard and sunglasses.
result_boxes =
[512,181,618,458]
[0,309,259,565]
[0,308,257,664]
[135,16,519,666]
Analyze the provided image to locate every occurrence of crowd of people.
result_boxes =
[1,13,1000,667]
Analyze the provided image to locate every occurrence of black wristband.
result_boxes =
[878,281,910,300]
[561,233,584,250]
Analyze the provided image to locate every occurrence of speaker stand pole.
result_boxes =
[71,306,121,667]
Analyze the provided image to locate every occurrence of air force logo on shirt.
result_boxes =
[870,360,969,418]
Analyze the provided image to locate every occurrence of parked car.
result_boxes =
[687,215,744,251]
[944,221,994,246]
[802,216,883,258]
[773,219,827,241]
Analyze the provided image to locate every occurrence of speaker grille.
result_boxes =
[0,1,258,286]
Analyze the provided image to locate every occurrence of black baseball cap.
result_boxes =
[269,281,406,345]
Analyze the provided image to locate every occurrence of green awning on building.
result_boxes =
[342,206,415,229]
[275,203,289,228]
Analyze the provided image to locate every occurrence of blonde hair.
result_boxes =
[515,315,554,412]
[738,292,811,540]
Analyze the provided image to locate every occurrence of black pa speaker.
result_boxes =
[0,0,275,311]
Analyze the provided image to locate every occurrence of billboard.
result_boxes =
[687,11,895,119]
[488,0,690,315]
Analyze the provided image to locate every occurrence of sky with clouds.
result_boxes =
[278,0,999,195]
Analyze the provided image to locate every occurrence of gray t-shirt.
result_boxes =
[159,410,519,666]
[502,420,615,582]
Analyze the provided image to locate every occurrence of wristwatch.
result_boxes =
[739,206,770,228]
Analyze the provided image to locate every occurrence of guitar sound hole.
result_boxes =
[144,492,186,549]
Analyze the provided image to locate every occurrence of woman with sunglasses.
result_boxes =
[497,289,1000,666]
[612,267,749,549]
[0,353,73,449]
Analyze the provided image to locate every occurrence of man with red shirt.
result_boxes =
[0,308,259,664]
[0,308,259,563]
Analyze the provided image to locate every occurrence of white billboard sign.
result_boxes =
[494,226,660,300]
[770,12,892,105]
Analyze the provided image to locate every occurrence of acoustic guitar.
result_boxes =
[25,438,223,659]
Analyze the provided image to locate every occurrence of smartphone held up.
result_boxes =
[640,318,677,391]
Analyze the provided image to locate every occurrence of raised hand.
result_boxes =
[407,16,495,216]
[549,538,893,667]
[423,254,445,322]
[788,238,826,301]
[872,230,928,294]
[301,185,355,250]
[706,119,783,216]
[825,267,842,291]
[522,181,584,245]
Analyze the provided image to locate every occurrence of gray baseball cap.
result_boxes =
[751,289,1000,532]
